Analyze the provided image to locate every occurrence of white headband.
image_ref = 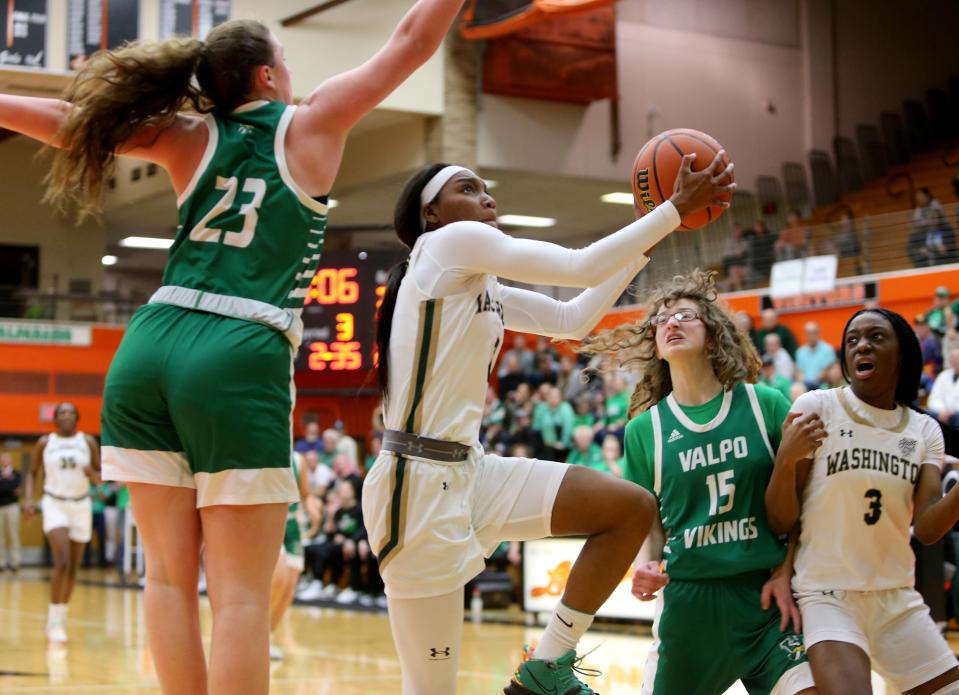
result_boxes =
[420,165,477,230]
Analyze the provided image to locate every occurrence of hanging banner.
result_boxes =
[0,0,47,68]
[159,0,229,39]
[67,0,139,70]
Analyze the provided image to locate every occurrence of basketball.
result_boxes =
[632,129,733,230]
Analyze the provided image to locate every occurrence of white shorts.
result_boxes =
[363,451,568,599]
[798,587,957,691]
[41,495,92,543]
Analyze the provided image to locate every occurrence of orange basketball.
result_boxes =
[631,128,732,230]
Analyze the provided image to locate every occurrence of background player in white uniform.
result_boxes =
[23,403,100,643]
[367,157,734,694]
[766,308,959,694]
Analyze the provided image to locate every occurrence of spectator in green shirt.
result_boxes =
[532,386,575,460]
[571,396,597,431]
[603,375,631,438]
[364,432,382,473]
[600,434,624,478]
[758,354,792,401]
[926,286,953,337]
[566,426,607,472]
[753,308,798,358]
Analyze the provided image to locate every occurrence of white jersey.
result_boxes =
[43,432,93,499]
[384,237,504,449]
[382,204,679,448]
[792,387,944,592]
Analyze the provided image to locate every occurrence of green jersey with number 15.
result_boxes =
[164,101,328,312]
[624,383,791,581]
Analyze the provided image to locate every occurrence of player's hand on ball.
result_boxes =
[780,411,827,463]
[670,151,736,218]
[631,560,669,601]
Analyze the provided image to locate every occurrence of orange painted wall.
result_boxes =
[0,326,123,436]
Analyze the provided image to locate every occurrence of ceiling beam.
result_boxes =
[280,0,358,27]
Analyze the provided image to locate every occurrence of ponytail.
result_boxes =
[46,18,273,219]
[376,163,450,403]
[46,38,205,218]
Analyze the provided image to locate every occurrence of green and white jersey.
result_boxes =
[157,100,328,346]
[624,383,791,581]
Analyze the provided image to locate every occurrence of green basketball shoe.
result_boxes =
[503,645,601,695]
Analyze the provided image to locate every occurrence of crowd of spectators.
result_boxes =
[481,334,632,474]
[719,210,864,292]
[292,419,386,608]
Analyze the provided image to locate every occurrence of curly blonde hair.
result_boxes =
[579,269,759,417]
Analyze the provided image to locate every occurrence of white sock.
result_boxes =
[534,601,594,661]
[57,603,68,621]
[47,604,63,626]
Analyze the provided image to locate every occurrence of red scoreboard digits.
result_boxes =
[296,252,398,375]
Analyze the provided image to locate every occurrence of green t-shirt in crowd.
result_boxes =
[604,390,630,429]
[567,443,606,471]
[759,373,792,402]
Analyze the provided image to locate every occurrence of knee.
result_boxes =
[623,485,658,538]
[145,557,199,592]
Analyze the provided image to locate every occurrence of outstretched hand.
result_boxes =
[670,151,736,219]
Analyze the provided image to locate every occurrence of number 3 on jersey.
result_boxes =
[706,470,736,517]
[864,488,882,525]
[189,176,267,248]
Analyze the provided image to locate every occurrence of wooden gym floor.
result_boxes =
[0,569,947,694]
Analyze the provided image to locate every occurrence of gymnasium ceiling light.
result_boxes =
[497,214,556,228]
[601,192,633,205]
[119,236,174,249]
[101,255,118,266]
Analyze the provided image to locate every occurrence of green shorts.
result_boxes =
[644,572,813,695]
[100,303,299,508]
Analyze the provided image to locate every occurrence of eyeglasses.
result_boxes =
[649,309,701,326]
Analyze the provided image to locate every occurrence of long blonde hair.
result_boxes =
[580,269,760,417]
[45,19,273,218]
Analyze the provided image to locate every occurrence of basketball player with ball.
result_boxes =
[367,132,732,694]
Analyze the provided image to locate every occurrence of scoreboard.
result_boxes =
[294,250,400,380]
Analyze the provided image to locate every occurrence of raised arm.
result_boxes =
[287,0,466,193]
[500,259,646,340]
[0,95,70,145]
[421,152,732,289]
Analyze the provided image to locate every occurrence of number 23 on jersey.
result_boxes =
[189,176,267,248]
